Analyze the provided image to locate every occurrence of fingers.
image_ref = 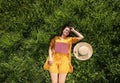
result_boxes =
[48,60,53,65]
[48,56,53,65]
[71,27,75,32]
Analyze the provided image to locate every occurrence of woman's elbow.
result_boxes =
[78,36,84,40]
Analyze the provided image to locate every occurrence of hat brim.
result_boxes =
[73,42,93,60]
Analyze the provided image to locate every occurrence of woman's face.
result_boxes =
[62,27,71,37]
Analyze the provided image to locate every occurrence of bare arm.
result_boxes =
[48,46,53,65]
[49,46,52,59]
[71,28,84,40]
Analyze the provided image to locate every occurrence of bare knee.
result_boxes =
[58,74,67,83]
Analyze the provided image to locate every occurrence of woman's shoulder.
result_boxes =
[51,36,60,40]
[54,36,60,38]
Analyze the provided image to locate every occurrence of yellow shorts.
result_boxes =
[49,54,70,74]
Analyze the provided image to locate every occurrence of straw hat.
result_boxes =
[73,42,93,60]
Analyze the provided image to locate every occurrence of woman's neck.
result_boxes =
[60,35,66,39]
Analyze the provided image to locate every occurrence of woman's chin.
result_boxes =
[64,34,68,37]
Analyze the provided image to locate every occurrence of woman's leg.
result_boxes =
[50,73,58,83]
[58,74,67,83]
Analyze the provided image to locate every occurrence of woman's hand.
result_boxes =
[48,57,53,65]
[70,27,75,32]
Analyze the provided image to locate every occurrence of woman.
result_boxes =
[44,25,84,83]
